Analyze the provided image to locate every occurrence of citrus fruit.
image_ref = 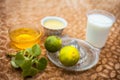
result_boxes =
[44,36,62,52]
[59,46,80,66]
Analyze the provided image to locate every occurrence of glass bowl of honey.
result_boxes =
[8,23,43,49]
[41,16,68,36]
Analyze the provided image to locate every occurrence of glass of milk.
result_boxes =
[86,10,115,48]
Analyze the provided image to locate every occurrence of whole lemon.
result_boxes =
[44,36,62,52]
[59,46,80,66]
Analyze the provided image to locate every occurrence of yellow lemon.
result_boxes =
[59,46,80,66]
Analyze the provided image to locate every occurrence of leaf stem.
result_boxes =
[21,50,26,55]
[30,55,34,59]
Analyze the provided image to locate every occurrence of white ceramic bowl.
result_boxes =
[41,16,67,36]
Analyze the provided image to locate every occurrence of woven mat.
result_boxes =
[0,0,120,80]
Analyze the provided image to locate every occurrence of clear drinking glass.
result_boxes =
[86,10,115,48]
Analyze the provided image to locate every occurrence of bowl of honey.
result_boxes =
[41,16,68,36]
[8,23,43,49]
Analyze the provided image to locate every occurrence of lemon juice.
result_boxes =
[44,20,64,29]
[9,28,41,49]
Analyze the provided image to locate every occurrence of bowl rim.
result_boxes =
[9,27,43,43]
[41,16,68,30]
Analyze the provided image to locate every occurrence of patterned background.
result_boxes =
[0,0,120,80]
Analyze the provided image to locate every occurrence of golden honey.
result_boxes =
[9,28,41,49]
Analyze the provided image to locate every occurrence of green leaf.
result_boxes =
[21,59,38,77]
[21,59,32,70]
[22,67,38,77]
[28,67,38,76]
[25,44,41,58]
[10,44,47,77]
[25,48,33,56]
[20,58,39,77]
[10,57,19,68]
[36,57,47,70]
[32,44,41,57]
[15,52,25,67]
[22,69,29,77]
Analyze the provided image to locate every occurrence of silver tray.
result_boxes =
[47,37,100,71]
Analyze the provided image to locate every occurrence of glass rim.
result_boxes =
[87,9,116,24]
[8,24,43,43]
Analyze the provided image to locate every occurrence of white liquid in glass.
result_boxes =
[86,14,114,48]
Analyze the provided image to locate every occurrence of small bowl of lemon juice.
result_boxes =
[9,23,43,49]
[41,16,67,36]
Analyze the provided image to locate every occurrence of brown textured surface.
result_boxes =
[0,0,120,80]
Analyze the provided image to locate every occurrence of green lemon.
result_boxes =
[44,36,62,52]
[59,46,80,66]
